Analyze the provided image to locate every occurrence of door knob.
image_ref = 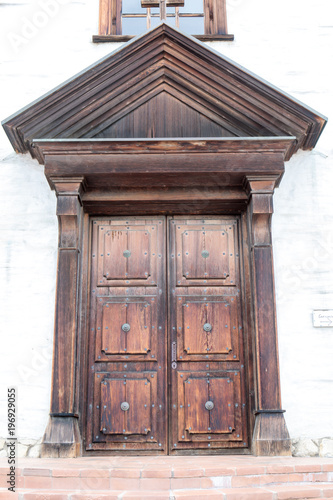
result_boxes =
[203,323,212,332]
[122,323,131,332]
[121,402,130,411]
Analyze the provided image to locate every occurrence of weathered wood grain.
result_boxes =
[204,0,228,35]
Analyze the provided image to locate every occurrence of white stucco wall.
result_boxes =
[0,0,332,445]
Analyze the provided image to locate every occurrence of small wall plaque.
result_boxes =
[313,310,333,328]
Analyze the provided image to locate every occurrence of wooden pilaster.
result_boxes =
[41,177,86,458]
[245,175,291,456]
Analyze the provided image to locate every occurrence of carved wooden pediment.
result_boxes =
[2,24,326,162]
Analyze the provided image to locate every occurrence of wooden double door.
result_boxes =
[86,216,248,454]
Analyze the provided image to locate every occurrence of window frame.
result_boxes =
[94,0,234,42]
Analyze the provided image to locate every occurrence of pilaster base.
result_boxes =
[41,416,81,458]
[252,412,291,456]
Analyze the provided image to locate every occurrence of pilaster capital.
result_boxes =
[244,176,279,247]
[243,175,280,197]
[50,177,86,248]
[50,176,87,200]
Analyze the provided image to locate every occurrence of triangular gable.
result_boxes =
[94,90,236,139]
[2,23,326,160]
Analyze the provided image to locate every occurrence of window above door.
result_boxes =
[93,0,234,42]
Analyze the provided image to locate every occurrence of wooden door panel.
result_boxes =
[126,302,152,354]
[96,220,157,287]
[182,299,233,355]
[126,378,151,435]
[177,370,244,446]
[94,371,158,448]
[102,228,128,279]
[101,228,150,280]
[101,303,126,354]
[209,376,235,433]
[101,379,124,434]
[95,297,156,360]
[183,301,207,355]
[127,230,151,278]
[184,377,209,433]
[182,230,230,279]
[100,377,151,435]
[175,219,237,286]
[177,295,240,361]
[184,375,235,434]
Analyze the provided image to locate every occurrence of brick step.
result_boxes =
[173,485,333,499]
[1,468,332,490]
[1,457,333,498]
[1,484,333,500]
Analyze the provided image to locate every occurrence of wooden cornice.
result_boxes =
[32,137,295,192]
[2,24,326,161]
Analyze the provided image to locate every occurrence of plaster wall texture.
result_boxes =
[0,0,332,447]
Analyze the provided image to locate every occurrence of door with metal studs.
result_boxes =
[86,216,248,453]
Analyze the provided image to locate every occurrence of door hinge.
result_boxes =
[171,341,177,369]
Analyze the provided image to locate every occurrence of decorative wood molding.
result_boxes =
[245,175,291,456]
[50,176,87,199]
[41,177,86,458]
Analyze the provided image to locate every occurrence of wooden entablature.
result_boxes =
[32,137,295,213]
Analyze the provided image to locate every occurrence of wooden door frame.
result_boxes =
[35,137,293,457]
